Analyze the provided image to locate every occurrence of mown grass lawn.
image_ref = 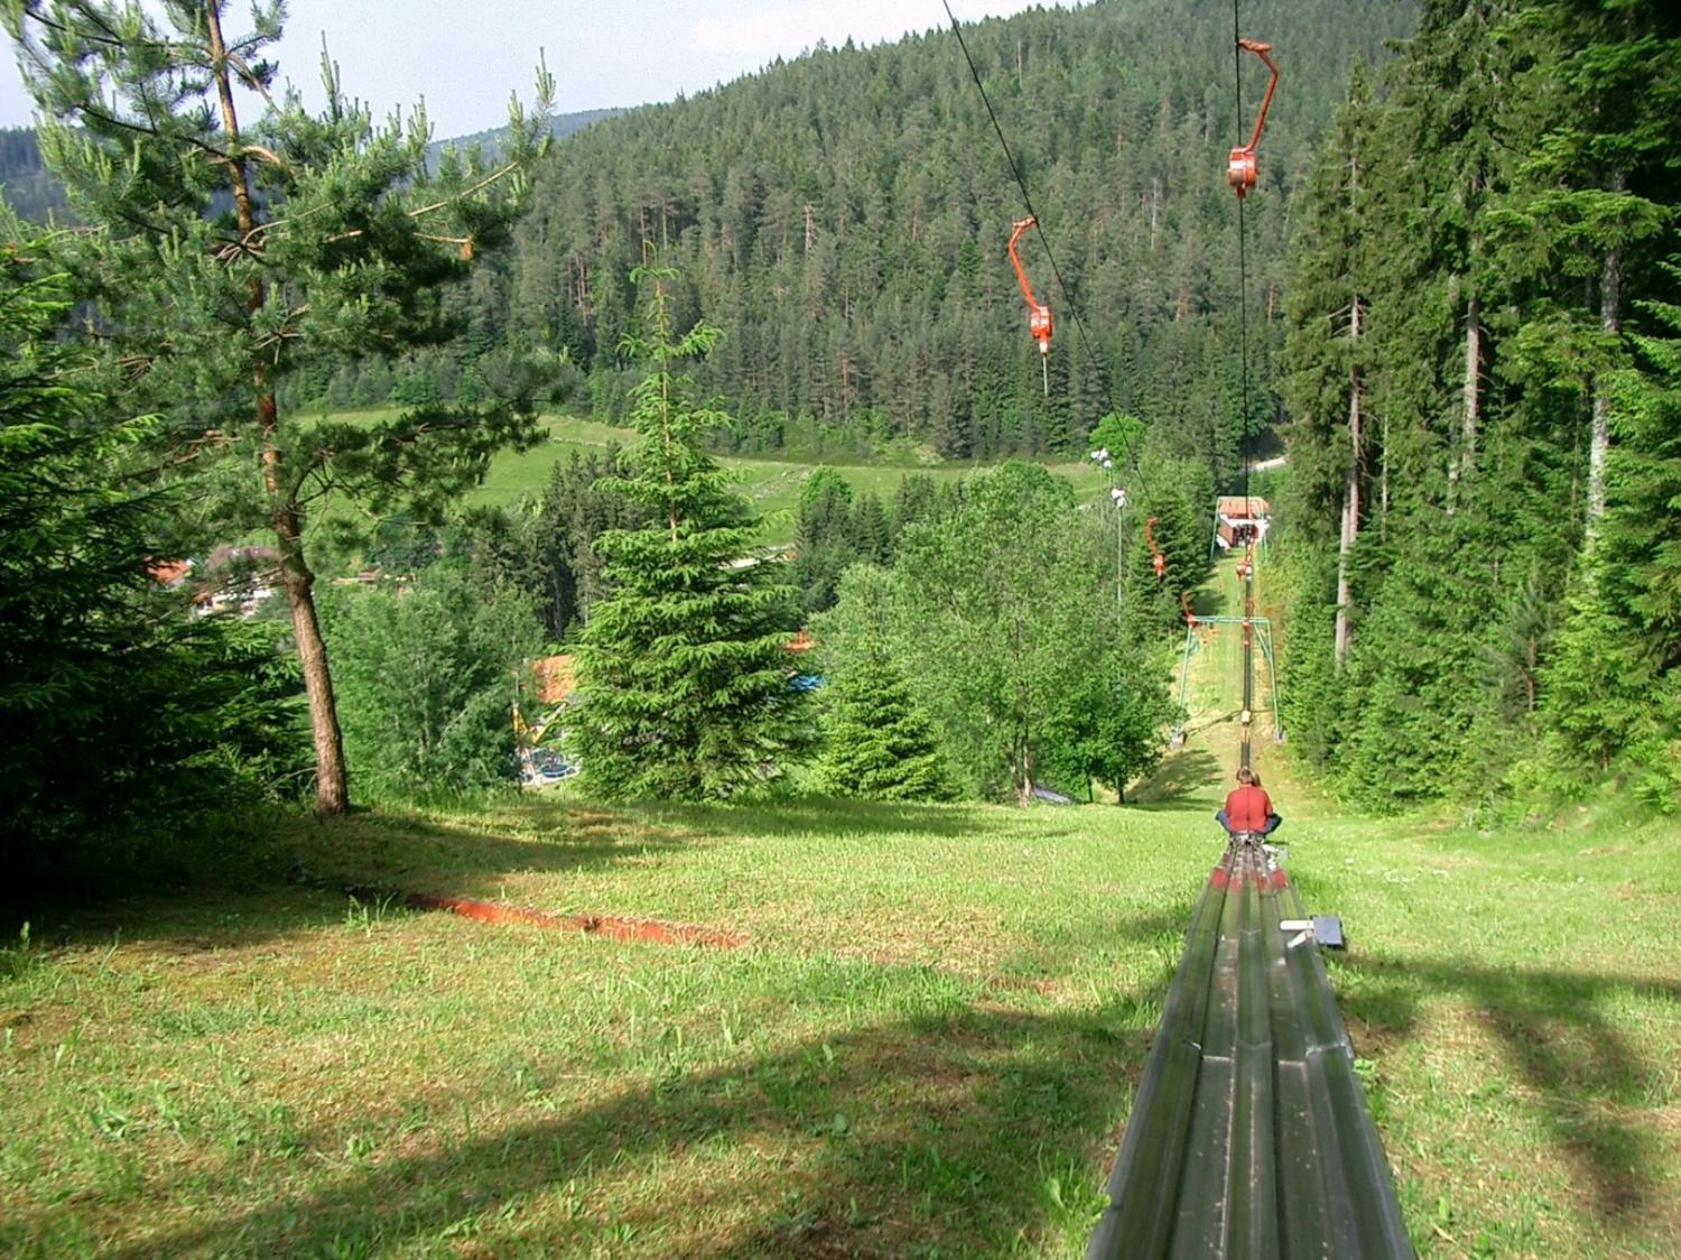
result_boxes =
[2,783,1678,1258]
[305,407,1112,542]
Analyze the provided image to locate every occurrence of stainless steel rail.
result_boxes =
[1086,839,1412,1259]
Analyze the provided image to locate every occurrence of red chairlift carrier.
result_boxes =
[1226,38,1279,199]
[1007,216,1053,394]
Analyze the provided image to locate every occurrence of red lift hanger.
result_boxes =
[1007,217,1053,394]
[1227,39,1278,199]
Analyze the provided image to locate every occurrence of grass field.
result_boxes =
[3,561,1679,1257]
[316,408,1110,543]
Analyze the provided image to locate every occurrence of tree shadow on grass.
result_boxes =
[89,986,1170,1258]
[284,803,702,889]
[7,804,704,950]
[1330,949,1681,1238]
[636,797,1006,841]
[1128,746,1220,810]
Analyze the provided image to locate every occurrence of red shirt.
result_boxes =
[1224,784,1273,832]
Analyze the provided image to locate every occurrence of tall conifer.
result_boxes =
[815,566,952,802]
[569,264,811,799]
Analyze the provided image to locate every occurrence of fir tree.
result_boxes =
[568,263,811,800]
[1542,265,1681,806]
[0,254,305,875]
[814,567,953,802]
[816,653,954,803]
[793,468,855,615]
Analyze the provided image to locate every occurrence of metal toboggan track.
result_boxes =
[1086,838,1413,1259]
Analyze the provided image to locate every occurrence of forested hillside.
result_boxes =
[421,106,620,169]
[0,126,68,220]
[1278,0,1681,812]
[0,107,620,224]
[420,1,1416,466]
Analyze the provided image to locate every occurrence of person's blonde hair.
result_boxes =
[1235,766,1256,786]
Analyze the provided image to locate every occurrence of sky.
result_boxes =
[0,0,1044,138]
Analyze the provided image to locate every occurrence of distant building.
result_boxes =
[147,558,192,588]
[516,653,579,789]
[1215,496,1271,550]
[146,548,280,617]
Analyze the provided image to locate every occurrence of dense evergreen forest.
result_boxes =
[286,0,1415,467]
[0,126,68,220]
[1277,0,1681,812]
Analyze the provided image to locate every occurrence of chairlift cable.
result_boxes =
[942,0,1187,618]
[940,1,1145,476]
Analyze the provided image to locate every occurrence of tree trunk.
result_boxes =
[207,0,350,812]
[1379,410,1389,542]
[1334,300,1362,669]
[259,397,349,813]
[1462,289,1481,469]
[1587,180,1624,548]
[281,526,350,815]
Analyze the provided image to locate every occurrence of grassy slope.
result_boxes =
[2,563,1679,1258]
[313,408,1109,542]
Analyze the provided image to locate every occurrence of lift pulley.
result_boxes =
[1226,38,1278,199]
[1006,216,1053,394]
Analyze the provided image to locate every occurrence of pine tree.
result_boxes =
[4,0,555,813]
[0,253,305,874]
[793,468,855,615]
[1281,68,1382,668]
[817,657,954,802]
[1541,265,1681,805]
[1489,0,1681,542]
[568,263,812,799]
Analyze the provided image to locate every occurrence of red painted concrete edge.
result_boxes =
[345,887,748,949]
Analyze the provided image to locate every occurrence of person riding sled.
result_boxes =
[1215,765,1281,838]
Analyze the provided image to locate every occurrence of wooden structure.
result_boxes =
[1215,496,1271,550]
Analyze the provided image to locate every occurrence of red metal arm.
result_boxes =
[1146,515,1166,579]
[1227,39,1279,198]
[1238,39,1278,156]
[1007,217,1040,309]
[1006,216,1053,357]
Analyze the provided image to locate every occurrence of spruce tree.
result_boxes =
[816,653,954,802]
[793,468,855,615]
[1542,266,1681,804]
[569,263,811,800]
[815,566,952,802]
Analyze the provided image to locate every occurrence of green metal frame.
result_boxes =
[1169,615,1283,744]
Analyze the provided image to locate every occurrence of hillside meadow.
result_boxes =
[3,761,1676,1257]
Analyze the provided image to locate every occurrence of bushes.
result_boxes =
[818,463,1173,804]
[323,564,539,802]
